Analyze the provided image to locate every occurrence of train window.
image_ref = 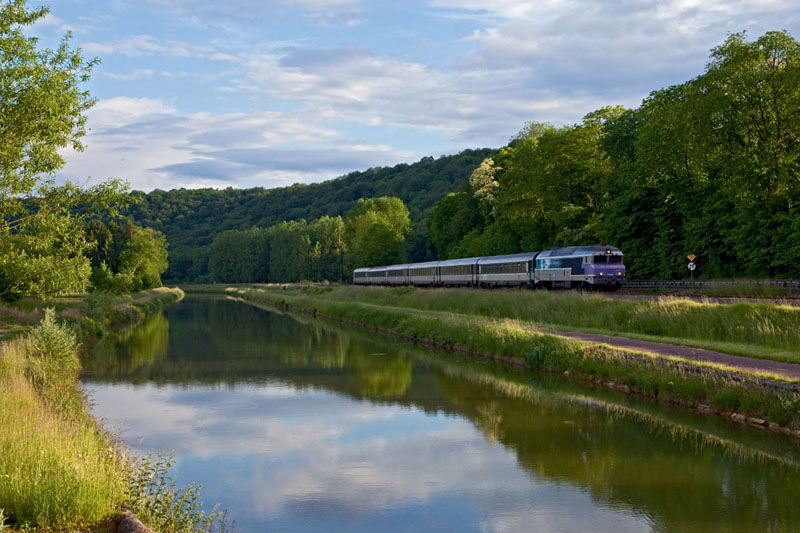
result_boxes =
[608,256,622,263]
[593,255,608,263]
[442,265,469,275]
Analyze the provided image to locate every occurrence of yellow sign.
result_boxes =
[687,254,696,261]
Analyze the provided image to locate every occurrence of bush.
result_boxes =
[25,308,80,396]
[128,452,225,532]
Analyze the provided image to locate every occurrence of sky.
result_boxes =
[32,0,800,192]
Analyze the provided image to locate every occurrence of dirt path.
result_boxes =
[554,330,800,381]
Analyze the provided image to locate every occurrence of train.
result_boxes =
[353,244,626,290]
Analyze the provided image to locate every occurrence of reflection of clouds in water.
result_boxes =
[84,382,397,457]
[85,381,650,532]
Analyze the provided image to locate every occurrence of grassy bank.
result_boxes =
[209,285,800,434]
[0,287,222,532]
[229,284,800,364]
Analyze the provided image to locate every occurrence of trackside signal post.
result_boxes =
[687,254,696,280]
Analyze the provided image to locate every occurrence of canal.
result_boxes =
[81,296,800,532]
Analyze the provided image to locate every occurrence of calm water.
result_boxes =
[82,296,800,532]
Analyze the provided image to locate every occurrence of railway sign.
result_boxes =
[687,254,696,261]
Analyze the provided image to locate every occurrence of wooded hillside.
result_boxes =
[127,149,495,282]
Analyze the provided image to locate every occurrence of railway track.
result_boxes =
[617,279,800,304]
[623,279,800,289]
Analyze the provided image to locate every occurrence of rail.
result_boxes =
[624,279,800,288]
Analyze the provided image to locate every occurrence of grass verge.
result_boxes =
[219,285,800,434]
[227,284,800,364]
[0,287,228,532]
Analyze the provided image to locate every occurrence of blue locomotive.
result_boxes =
[353,244,625,290]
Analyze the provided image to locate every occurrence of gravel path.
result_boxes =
[554,330,800,381]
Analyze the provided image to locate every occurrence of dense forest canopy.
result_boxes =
[127,149,494,282]
[431,30,800,280]
[206,197,411,284]
[133,30,800,283]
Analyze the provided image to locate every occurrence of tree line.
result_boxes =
[207,197,410,283]
[126,149,494,282]
[0,1,168,300]
[5,0,797,290]
[432,30,800,279]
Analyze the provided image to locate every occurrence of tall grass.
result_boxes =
[255,286,800,362]
[231,287,800,430]
[0,291,228,532]
[0,319,127,529]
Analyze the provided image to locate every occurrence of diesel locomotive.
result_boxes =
[353,244,625,290]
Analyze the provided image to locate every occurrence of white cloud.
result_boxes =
[84,380,652,532]
[83,34,240,61]
[140,0,365,26]
[59,96,411,191]
[104,69,156,81]
[52,0,800,191]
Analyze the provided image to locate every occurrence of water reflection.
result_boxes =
[82,297,800,532]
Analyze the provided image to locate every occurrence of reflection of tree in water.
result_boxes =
[474,401,502,444]
[87,297,800,531]
[430,369,800,532]
[349,352,412,398]
[84,312,169,376]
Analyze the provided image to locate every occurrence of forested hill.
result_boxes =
[127,148,495,282]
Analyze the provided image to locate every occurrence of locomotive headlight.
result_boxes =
[599,272,604,276]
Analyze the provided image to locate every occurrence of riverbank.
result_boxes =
[196,284,800,438]
[0,287,203,532]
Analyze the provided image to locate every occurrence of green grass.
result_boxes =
[697,281,796,298]
[0,322,127,529]
[224,286,800,431]
[231,285,800,364]
[0,287,228,532]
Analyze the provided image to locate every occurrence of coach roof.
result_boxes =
[538,245,621,258]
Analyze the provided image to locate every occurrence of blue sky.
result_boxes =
[33,0,800,191]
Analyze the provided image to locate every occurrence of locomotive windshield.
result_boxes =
[593,255,623,263]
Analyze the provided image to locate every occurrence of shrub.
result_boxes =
[25,308,80,395]
[128,452,225,532]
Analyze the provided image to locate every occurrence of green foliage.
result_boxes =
[249,285,800,363]
[25,308,80,412]
[128,451,224,532]
[601,30,800,279]
[0,0,96,196]
[207,197,410,282]
[0,1,136,299]
[346,197,410,267]
[208,216,347,283]
[87,220,169,293]
[208,227,270,283]
[127,149,494,282]
[711,388,743,411]
[431,30,800,280]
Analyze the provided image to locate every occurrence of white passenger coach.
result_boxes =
[354,244,626,290]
